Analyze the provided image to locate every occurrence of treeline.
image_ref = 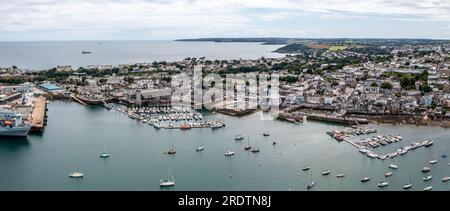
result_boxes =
[274,43,313,53]
[217,65,269,76]
[33,68,72,82]
[0,77,29,84]
[348,46,390,55]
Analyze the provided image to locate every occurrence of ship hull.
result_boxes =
[0,125,32,137]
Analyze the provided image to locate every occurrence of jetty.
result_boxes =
[30,96,47,132]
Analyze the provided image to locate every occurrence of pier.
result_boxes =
[30,96,47,132]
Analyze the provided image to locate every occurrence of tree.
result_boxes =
[371,82,378,87]
[421,84,432,93]
[280,75,298,83]
[418,70,429,81]
[380,81,392,90]
[400,73,415,90]
[331,81,339,87]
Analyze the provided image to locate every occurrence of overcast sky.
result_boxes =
[1,0,450,41]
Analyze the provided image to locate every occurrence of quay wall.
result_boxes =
[306,114,368,125]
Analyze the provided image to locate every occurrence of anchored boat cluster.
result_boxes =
[327,127,434,160]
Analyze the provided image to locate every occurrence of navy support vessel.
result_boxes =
[0,109,31,137]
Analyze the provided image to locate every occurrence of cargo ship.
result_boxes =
[0,109,31,137]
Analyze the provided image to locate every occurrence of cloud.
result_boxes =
[0,0,450,40]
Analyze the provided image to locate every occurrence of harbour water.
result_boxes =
[0,40,285,70]
[1,101,450,191]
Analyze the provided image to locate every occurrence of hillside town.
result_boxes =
[2,40,450,128]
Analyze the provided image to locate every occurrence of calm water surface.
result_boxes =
[0,101,450,191]
[0,41,285,70]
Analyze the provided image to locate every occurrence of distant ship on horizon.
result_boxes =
[81,51,92,54]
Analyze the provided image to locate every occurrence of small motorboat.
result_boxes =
[403,183,413,190]
[377,181,388,188]
[429,159,438,164]
[336,174,345,178]
[322,170,331,176]
[441,176,450,182]
[100,152,110,158]
[361,177,371,183]
[422,166,431,173]
[263,132,270,137]
[167,147,176,155]
[272,140,277,145]
[424,186,432,191]
[388,163,398,169]
[251,148,260,153]
[225,151,235,156]
[422,175,432,181]
[69,172,84,178]
[235,135,244,141]
[302,166,311,171]
[385,172,393,177]
[196,146,205,152]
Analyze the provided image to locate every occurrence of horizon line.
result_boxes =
[1,37,450,42]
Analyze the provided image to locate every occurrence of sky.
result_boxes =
[1,0,450,41]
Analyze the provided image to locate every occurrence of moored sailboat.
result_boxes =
[160,169,175,187]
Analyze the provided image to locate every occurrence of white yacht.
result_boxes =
[100,148,110,158]
[225,151,235,156]
[422,166,431,173]
[424,186,432,191]
[361,177,371,182]
[322,170,331,176]
[429,159,438,164]
[422,175,432,181]
[160,169,175,187]
[336,174,345,178]
[377,181,388,187]
[69,161,84,178]
[234,135,244,141]
[69,172,84,178]
[403,176,413,190]
[388,163,398,169]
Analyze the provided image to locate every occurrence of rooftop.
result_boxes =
[39,83,62,91]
